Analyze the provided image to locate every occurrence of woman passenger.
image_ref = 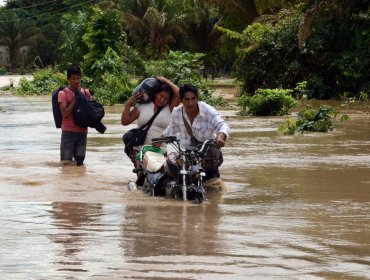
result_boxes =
[121,77,180,184]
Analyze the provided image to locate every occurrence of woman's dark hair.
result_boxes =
[154,83,174,101]
[179,84,199,100]
[67,65,81,79]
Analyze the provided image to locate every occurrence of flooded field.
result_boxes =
[0,94,370,279]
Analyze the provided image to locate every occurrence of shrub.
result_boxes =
[94,72,134,106]
[16,67,66,95]
[238,88,297,116]
[0,66,7,75]
[278,105,349,135]
[230,6,370,100]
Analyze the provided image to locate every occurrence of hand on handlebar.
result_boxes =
[215,133,227,148]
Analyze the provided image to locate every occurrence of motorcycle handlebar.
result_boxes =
[198,139,218,154]
[151,136,178,143]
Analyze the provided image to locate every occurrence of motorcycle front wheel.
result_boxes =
[187,188,205,204]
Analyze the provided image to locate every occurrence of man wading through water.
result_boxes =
[58,66,92,166]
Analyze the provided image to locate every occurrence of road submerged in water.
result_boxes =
[0,94,370,279]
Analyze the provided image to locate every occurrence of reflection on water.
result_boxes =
[0,95,370,279]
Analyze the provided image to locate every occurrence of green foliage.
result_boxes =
[293,80,309,99]
[238,88,297,116]
[232,11,302,94]
[94,72,134,106]
[277,118,297,135]
[3,0,72,66]
[144,51,227,106]
[0,10,43,70]
[0,66,7,75]
[144,51,205,85]
[120,0,185,59]
[74,7,144,99]
[278,105,349,135]
[231,6,370,99]
[358,91,369,102]
[59,10,90,69]
[82,8,129,82]
[16,67,66,95]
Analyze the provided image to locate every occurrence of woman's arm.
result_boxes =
[121,93,141,125]
[156,76,180,111]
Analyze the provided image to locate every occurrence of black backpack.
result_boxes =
[51,86,66,128]
[73,89,107,134]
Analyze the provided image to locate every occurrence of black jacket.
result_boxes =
[73,90,107,134]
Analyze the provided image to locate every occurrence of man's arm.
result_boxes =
[59,91,76,119]
[210,107,230,148]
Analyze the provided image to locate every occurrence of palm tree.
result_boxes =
[297,0,369,48]
[204,0,369,48]
[0,11,43,70]
[115,0,185,58]
[196,0,257,30]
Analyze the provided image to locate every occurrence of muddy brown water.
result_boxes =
[1,95,370,279]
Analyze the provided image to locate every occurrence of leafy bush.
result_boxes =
[145,51,206,87]
[0,66,7,75]
[144,51,227,106]
[238,88,297,116]
[229,6,370,100]
[278,105,349,135]
[231,13,302,94]
[94,72,134,106]
[16,67,66,95]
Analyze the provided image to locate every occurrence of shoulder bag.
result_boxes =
[182,108,223,171]
[123,106,163,158]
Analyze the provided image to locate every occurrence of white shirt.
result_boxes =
[163,101,230,150]
[137,102,172,145]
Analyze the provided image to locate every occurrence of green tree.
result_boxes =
[2,0,100,67]
[81,7,144,93]
[0,11,43,70]
[59,10,90,69]
[199,0,258,25]
[181,0,226,77]
[118,0,185,58]
[223,2,370,99]
[297,0,370,47]
[82,7,128,80]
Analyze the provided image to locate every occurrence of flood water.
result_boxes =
[1,94,370,279]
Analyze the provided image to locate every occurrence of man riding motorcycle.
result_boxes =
[162,84,230,182]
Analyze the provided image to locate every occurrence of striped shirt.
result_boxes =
[163,101,230,150]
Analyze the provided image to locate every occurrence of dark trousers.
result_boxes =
[60,131,87,166]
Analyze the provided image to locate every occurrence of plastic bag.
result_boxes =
[132,78,162,103]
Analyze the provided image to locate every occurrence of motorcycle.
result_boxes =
[134,136,217,204]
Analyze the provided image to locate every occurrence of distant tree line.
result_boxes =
[0,0,369,101]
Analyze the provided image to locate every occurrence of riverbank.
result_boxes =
[0,74,33,88]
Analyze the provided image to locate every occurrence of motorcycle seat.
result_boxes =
[144,151,166,173]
